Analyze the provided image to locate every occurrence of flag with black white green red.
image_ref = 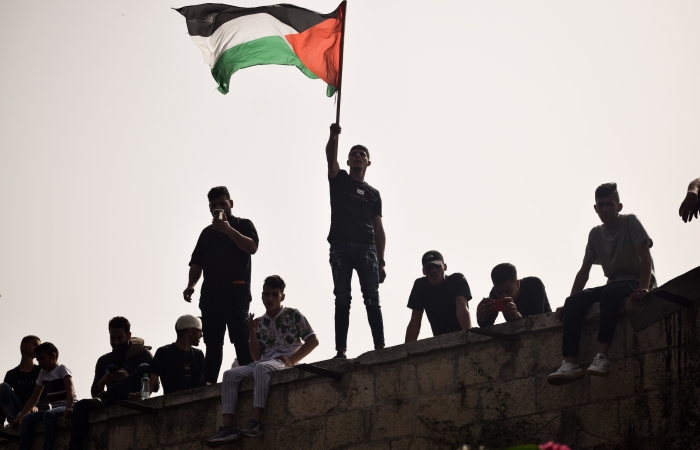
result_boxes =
[176,2,345,96]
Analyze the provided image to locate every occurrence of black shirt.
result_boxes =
[3,365,49,410]
[150,344,205,395]
[328,170,382,245]
[190,216,259,299]
[91,344,154,397]
[478,277,552,327]
[407,273,473,337]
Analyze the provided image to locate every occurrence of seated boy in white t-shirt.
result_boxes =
[12,342,77,450]
[205,275,319,447]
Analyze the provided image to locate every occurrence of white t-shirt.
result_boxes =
[36,364,77,408]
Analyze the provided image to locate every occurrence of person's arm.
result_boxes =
[373,215,386,283]
[404,309,423,343]
[556,261,593,320]
[476,298,498,327]
[183,264,202,303]
[503,299,521,321]
[11,385,43,427]
[278,335,320,366]
[679,178,700,223]
[455,296,472,330]
[248,314,262,362]
[211,220,258,254]
[326,123,341,178]
[148,374,159,393]
[63,376,74,417]
[632,242,653,300]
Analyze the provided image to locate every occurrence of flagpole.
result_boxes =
[335,1,347,126]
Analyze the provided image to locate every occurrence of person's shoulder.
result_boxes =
[330,169,349,181]
[621,213,643,224]
[56,364,72,376]
[447,273,468,283]
[412,277,429,289]
[362,180,380,195]
[284,307,305,317]
[95,352,113,364]
[155,343,174,353]
[4,366,19,378]
[521,276,545,289]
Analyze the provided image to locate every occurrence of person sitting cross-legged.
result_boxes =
[132,315,205,398]
[476,263,551,327]
[205,275,319,446]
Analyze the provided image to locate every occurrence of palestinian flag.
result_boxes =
[176,2,345,96]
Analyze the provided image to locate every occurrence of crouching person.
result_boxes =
[12,342,76,450]
[206,275,319,446]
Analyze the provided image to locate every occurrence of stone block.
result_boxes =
[407,331,467,356]
[325,410,366,449]
[375,364,415,402]
[275,417,325,450]
[415,392,476,429]
[632,320,672,356]
[86,422,110,450]
[524,312,562,332]
[370,403,415,440]
[107,420,134,450]
[642,350,677,391]
[590,357,641,401]
[498,377,536,418]
[357,345,408,366]
[514,330,562,378]
[157,399,218,446]
[417,358,455,393]
[241,428,275,449]
[162,384,217,407]
[535,374,590,412]
[457,344,513,387]
[574,400,621,448]
[341,370,375,410]
[390,436,441,449]
[287,381,339,420]
[132,415,158,449]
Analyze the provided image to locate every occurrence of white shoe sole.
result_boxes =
[547,371,585,386]
[587,368,609,377]
[206,433,241,448]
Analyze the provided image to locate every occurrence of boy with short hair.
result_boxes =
[206,275,319,446]
[1,336,49,425]
[476,263,551,327]
[548,183,654,385]
[12,342,77,450]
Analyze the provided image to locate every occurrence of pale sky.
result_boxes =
[1,0,699,399]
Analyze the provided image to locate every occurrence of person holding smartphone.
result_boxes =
[476,263,551,327]
[184,186,259,384]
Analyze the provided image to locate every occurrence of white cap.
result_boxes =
[176,314,202,330]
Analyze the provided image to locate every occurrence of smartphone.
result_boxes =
[108,366,119,374]
[493,298,508,312]
[212,209,224,220]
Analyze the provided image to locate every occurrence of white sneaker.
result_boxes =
[586,353,609,377]
[547,360,585,386]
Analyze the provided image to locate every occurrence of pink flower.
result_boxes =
[539,442,571,450]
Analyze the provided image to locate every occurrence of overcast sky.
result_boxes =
[1,0,699,398]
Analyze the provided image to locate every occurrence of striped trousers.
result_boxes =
[221,359,288,415]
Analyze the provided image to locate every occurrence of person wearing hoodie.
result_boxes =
[68,317,157,450]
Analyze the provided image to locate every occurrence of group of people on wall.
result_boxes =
[2,124,698,448]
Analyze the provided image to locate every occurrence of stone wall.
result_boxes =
[2,301,699,450]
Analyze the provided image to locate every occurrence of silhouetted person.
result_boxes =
[325,123,386,359]
[679,177,699,222]
[184,186,258,382]
[1,336,48,425]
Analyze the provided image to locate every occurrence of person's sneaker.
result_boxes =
[240,418,263,438]
[332,351,347,360]
[586,353,610,377]
[546,360,585,386]
[205,426,241,447]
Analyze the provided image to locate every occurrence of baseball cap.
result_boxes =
[421,250,445,267]
[176,314,202,331]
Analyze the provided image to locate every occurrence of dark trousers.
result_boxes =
[200,287,253,383]
[69,363,149,449]
[562,280,638,357]
[329,241,385,351]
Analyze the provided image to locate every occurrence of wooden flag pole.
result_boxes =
[335,1,347,126]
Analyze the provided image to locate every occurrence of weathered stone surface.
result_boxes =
[535,374,590,412]
[375,364,415,401]
[589,356,641,401]
[341,370,374,410]
[574,400,621,448]
[415,392,476,428]
[357,345,408,365]
[107,419,134,450]
[275,418,325,450]
[514,330,562,378]
[287,381,339,420]
[417,358,455,393]
[325,409,366,449]
[407,331,467,356]
[457,343,512,386]
[370,403,416,440]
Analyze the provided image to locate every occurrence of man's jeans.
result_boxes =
[562,280,639,357]
[0,382,23,423]
[19,407,65,450]
[329,241,385,351]
[69,363,149,450]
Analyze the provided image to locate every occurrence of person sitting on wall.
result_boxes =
[68,317,157,450]
[205,275,319,446]
[475,263,552,327]
[547,183,655,385]
[135,314,205,397]
[679,177,700,223]
[1,336,49,425]
[405,251,472,343]
[12,342,77,450]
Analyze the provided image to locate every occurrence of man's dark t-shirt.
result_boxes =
[407,273,473,337]
[3,366,49,410]
[478,277,552,327]
[190,216,259,300]
[150,344,205,395]
[328,170,382,245]
[91,344,154,397]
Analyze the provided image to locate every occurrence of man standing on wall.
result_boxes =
[184,186,259,383]
[325,123,386,359]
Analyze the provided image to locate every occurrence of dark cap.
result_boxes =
[421,250,445,267]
